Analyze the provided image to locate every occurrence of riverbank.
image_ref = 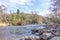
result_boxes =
[0,23,9,26]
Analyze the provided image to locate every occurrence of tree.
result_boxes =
[50,0,60,23]
[17,9,20,14]
[30,12,39,24]
[0,5,7,23]
[0,5,6,14]
[16,9,20,19]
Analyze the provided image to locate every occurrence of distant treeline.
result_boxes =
[0,7,52,25]
[0,10,44,25]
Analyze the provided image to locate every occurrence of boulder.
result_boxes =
[51,29,60,36]
[40,32,54,40]
[24,36,40,40]
[31,29,39,34]
[50,36,60,40]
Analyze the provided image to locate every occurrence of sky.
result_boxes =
[0,0,51,16]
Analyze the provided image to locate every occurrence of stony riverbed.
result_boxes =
[0,24,60,40]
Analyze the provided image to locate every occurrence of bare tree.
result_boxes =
[0,5,7,23]
[0,5,6,14]
[50,0,60,23]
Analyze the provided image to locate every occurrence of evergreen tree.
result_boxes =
[17,9,20,14]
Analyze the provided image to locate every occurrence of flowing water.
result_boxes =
[0,24,45,40]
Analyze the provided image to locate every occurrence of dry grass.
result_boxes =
[0,23,9,26]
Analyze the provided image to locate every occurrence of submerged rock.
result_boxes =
[31,29,39,34]
[24,36,40,40]
[40,32,54,40]
[50,36,60,40]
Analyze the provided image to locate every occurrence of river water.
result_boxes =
[0,24,45,40]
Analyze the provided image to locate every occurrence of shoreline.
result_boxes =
[0,23,9,26]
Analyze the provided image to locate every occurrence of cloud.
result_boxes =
[0,0,51,16]
[0,0,33,7]
[39,0,51,8]
[0,0,7,7]
[7,0,33,5]
[38,10,50,16]
[0,0,33,12]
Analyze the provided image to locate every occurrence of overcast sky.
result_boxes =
[0,0,51,16]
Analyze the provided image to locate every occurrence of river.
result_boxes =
[0,24,45,40]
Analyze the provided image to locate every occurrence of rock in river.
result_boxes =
[50,36,60,40]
